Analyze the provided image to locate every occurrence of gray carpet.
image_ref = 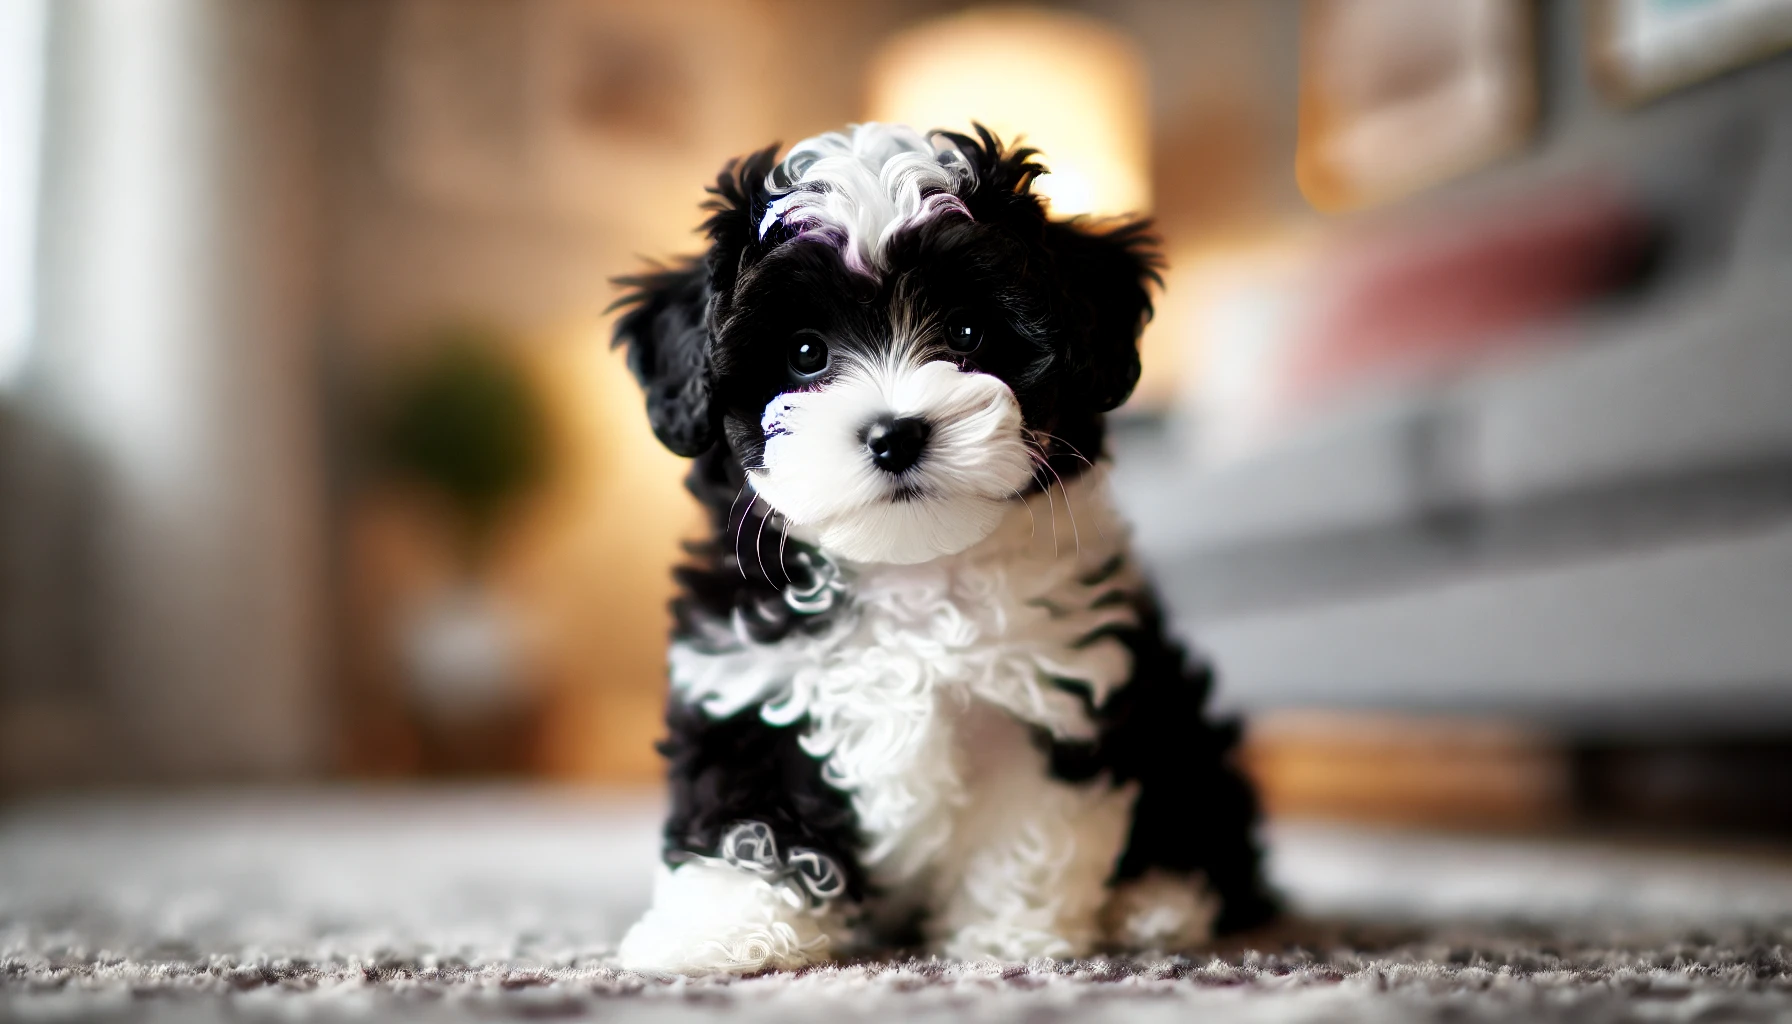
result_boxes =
[4,791,1792,1022]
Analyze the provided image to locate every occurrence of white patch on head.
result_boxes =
[759,122,973,275]
[750,349,1035,566]
[617,860,850,975]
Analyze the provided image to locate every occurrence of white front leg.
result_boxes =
[926,710,1138,961]
[618,861,848,975]
[617,830,853,976]
[1101,869,1221,952]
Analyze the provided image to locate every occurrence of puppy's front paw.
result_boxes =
[617,861,845,976]
[1101,870,1219,952]
[939,923,1083,963]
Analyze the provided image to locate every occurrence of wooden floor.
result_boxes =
[1243,711,1572,829]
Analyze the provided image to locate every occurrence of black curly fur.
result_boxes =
[1037,588,1278,934]
[659,701,868,900]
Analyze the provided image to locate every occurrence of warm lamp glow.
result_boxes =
[866,6,1151,218]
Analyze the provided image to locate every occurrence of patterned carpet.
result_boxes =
[4,791,1792,1022]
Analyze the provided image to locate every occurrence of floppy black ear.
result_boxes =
[611,259,717,458]
[610,145,783,458]
[1042,217,1162,413]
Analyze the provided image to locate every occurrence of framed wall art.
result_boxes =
[1589,0,1792,104]
[1296,0,1536,213]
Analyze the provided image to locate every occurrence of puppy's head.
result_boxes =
[615,123,1158,565]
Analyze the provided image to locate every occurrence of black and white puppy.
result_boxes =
[612,123,1272,974]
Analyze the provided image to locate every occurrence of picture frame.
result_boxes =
[1296,0,1536,213]
[1589,0,1792,104]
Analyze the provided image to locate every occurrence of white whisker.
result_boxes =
[1039,455,1081,556]
[1058,473,1082,556]
[1029,448,1060,560]
[1036,430,1096,471]
[727,481,751,531]
[754,502,773,583]
[1032,430,1103,545]
[1009,485,1037,541]
[777,516,793,586]
[735,492,757,581]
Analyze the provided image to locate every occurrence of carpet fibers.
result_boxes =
[4,791,1792,1022]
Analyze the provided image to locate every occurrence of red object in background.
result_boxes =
[1283,180,1654,407]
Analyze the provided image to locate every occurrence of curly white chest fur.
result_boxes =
[670,479,1143,925]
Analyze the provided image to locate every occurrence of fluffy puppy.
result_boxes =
[611,123,1273,975]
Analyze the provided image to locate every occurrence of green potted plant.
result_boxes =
[376,325,551,774]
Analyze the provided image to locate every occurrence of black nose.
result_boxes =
[864,415,931,474]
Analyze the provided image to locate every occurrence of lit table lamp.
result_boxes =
[865,6,1151,220]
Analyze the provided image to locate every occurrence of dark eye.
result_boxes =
[788,333,829,379]
[945,322,982,355]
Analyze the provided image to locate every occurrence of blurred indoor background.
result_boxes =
[2,0,1790,838]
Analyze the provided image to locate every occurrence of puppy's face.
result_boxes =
[616,124,1158,565]
[715,215,1050,565]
